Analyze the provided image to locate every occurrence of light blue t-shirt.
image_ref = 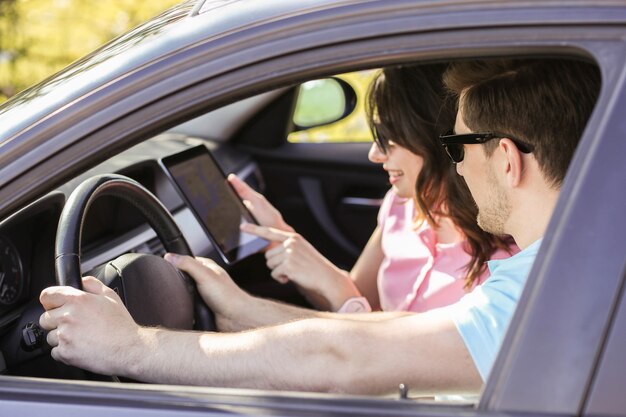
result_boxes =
[451,238,542,381]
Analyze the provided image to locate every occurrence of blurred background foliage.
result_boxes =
[0,0,179,103]
[0,0,374,143]
[288,70,378,144]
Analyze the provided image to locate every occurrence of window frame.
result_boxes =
[0,3,624,415]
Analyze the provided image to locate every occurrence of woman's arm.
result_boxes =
[240,223,386,312]
[240,224,361,311]
[230,174,385,311]
[348,226,384,310]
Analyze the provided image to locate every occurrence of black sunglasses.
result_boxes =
[439,131,534,163]
[371,124,389,154]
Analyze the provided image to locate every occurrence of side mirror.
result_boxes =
[292,77,357,131]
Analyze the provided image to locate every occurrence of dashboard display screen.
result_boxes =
[160,146,268,264]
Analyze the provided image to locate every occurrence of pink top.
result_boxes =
[377,190,512,313]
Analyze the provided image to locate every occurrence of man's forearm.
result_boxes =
[218,293,317,331]
[126,319,347,390]
[220,292,411,332]
[124,312,481,396]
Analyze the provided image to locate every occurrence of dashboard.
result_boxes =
[0,133,264,373]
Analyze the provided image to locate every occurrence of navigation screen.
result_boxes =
[161,146,268,264]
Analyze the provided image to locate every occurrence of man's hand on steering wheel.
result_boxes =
[165,254,250,331]
[35,174,218,378]
[39,277,142,376]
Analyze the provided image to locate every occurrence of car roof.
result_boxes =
[0,0,622,145]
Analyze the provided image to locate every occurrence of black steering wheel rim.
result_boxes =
[55,174,192,287]
[54,173,215,331]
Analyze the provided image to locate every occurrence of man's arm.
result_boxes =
[165,254,408,332]
[130,311,481,395]
[40,277,481,395]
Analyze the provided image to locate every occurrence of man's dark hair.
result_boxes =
[444,59,601,187]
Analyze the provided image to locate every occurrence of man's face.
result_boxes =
[455,100,511,235]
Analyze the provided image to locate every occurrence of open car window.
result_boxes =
[0,56,603,402]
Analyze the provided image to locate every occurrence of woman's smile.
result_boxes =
[386,169,404,184]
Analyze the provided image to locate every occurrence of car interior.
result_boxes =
[0,55,602,402]
[0,67,390,382]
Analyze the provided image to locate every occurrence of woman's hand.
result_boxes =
[228,174,293,233]
[240,224,360,310]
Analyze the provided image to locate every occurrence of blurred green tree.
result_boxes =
[0,0,179,103]
[0,0,18,99]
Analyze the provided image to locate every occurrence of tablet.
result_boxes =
[160,145,269,264]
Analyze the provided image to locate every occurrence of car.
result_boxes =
[0,0,625,415]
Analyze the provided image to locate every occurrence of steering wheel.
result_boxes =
[55,174,215,332]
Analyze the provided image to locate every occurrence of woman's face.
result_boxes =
[368,141,424,199]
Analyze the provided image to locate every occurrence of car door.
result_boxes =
[0,1,625,416]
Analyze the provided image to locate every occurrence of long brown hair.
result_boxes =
[367,64,511,288]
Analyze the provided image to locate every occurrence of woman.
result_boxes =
[235,64,514,313]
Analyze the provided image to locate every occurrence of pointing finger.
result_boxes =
[241,223,290,242]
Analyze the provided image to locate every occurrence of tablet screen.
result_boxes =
[161,146,269,264]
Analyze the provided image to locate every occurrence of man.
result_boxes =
[39,59,600,395]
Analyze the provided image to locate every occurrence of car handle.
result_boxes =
[340,197,383,207]
[299,177,360,257]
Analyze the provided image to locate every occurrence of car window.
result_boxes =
[0,0,615,408]
[288,69,379,143]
